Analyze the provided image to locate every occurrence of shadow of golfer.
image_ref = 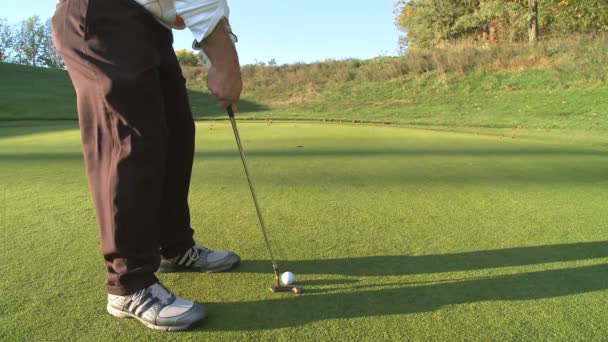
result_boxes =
[200,262,608,332]
[235,240,608,276]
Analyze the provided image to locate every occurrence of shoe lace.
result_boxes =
[184,245,211,265]
[132,283,173,306]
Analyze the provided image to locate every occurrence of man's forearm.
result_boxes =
[201,19,242,110]
[201,20,239,68]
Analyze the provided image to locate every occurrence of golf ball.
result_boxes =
[281,271,295,285]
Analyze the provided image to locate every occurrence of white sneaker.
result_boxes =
[158,244,241,273]
[107,282,206,332]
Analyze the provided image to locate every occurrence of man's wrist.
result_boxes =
[201,19,239,68]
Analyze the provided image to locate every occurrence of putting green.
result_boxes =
[1,122,607,341]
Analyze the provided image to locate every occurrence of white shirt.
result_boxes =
[134,0,230,43]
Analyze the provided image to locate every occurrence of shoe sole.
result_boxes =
[107,304,205,332]
[157,259,241,274]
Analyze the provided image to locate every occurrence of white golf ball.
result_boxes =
[280,271,295,285]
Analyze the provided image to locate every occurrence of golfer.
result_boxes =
[52,0,242,331]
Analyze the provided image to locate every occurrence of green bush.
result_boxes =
[175,48,200,66]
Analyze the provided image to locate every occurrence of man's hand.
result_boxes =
[202,19,242,112]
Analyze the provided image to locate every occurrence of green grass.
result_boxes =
[231,75,608,130]
[181,35,608,130]
[2,122,608,341]
[3,35,608,131]
[0,63,76,120]
[2,37,608,339]
[184,66,608,131]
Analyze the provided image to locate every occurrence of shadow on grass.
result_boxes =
[193,147,608,158]
[202,262,608,332]
[2,146,607,160]
[200,241,608,332]
[1,147,605,185]
[0,122,78,140]
[188,90,268,119]
[0,91,268,138]
[236,241,608,276]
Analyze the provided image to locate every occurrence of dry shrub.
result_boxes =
[180,34,608,95]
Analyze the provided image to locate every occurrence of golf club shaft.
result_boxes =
[226,107,279,274]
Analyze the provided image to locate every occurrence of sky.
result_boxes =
[1,0,402,65]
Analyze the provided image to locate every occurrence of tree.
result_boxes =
[39,19,64,69]
[454,1,502,44]
[0,18,13,62]
[456,1,529,44]
[540,0,608,34]
[394,0,479,49]
[528,0,539,43]
[395,0,608,49]
[175,48,200,66]
[14,16,46,66]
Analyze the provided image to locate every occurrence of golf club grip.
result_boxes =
[227,107,235,118]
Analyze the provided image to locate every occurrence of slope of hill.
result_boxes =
[0,63,77,120]
[2,35,607,132]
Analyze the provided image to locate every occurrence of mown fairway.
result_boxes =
[1,122,607,341]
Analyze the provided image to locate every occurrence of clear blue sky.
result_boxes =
[1,0,401,65]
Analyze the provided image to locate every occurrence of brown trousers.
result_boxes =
[52,0,196,295]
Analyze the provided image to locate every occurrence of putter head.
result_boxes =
[271,285,304,294]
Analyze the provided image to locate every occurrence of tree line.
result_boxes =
[0,16,64,69]
[394,0,608,49]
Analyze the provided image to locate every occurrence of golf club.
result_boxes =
[226,107,303,294]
